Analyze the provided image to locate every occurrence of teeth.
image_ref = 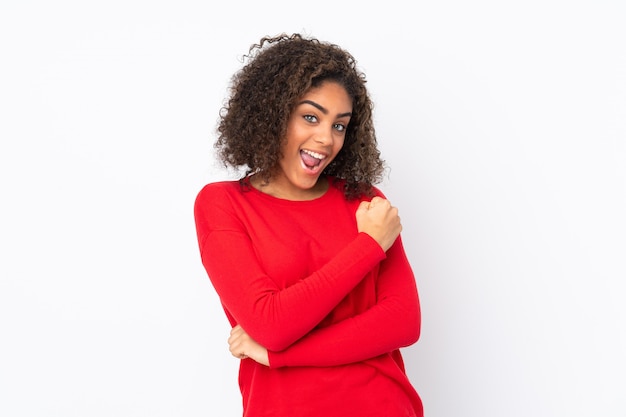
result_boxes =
[302,149,325,160]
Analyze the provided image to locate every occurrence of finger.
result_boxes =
[369,196,386,206]
[231,350,247,360]
[228,336,249,360]
[357,201,371,211]
[229,338,243,356]
[371,198,392,211]
[228,327,243,346]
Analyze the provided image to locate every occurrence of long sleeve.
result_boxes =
[194,180,424,417]
[194,182,386,352]
[268,235,420,368]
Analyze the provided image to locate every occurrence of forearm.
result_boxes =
[201,231,386,351]
[269,237,420,368]
[268,293,419,368]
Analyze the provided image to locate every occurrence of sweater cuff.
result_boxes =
[355,231,386,259]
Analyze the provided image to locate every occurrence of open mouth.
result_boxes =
[300,149,326,173]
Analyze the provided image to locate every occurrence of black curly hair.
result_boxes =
[215,33,385,199]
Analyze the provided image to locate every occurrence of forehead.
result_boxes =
[298,81,353,112]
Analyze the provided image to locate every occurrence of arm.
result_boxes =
[194,185,393,352]
[267,235,420,368]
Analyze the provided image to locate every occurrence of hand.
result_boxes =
[228,325,269,366]
[355,196,402,252]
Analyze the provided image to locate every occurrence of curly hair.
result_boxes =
[215,33,385,199]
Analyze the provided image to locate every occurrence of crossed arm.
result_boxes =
[223,198,420,368]
[228,233,419,368]
[196,184,418,368]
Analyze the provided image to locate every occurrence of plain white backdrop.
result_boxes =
[1,1,625,416]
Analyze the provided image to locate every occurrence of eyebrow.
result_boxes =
[298,99,352,118]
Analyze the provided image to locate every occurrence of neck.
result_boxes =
[249,175,329,201]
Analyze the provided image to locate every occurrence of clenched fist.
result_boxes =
[228,325,269,366]
[355,196,402,252]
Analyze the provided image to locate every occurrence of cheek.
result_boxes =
[334,136,346,153]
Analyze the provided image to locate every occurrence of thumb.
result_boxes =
[356,201,370,213]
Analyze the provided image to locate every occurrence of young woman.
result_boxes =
[194,33,423,417]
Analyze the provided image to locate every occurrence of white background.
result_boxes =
[1,1,625,416]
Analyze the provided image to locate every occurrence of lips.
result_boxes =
[300,149,326,170]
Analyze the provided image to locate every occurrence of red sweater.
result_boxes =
[194,177,423,417]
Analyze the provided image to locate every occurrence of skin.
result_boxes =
[228,81,402,365]
[250,81,352,201]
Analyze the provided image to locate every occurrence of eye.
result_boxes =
[303,114,318,123]
[333,123,346,132]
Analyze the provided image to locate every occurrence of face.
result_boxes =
[265,81,353,200]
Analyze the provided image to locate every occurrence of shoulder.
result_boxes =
[328,176,386,201]
[194,180,250,218]
[371,185,387,199]
[194,180,251,233]
[195,180,242,203]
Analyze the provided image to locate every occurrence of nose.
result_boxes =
[314,124,334,146]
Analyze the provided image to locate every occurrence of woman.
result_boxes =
[194,33,423,417]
